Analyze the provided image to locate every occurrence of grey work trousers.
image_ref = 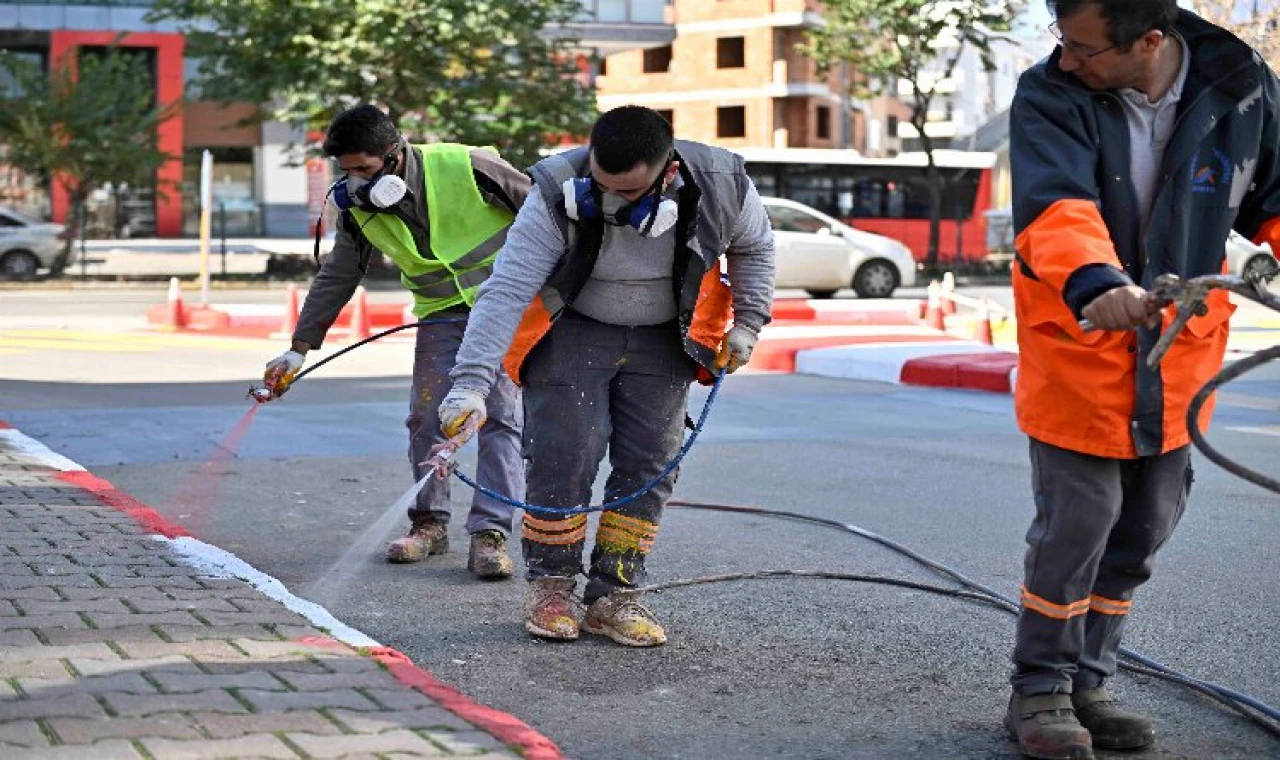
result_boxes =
[520,310,698,604]
[1012,438,1192,695]
[406,314,524,536]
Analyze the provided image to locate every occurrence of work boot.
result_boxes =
[385,520,449,563]
[468,530,514,580]
[583,589,667,647]
[1005,692,1094,759]
[525,576,581,641]
[1072,687,1155,750]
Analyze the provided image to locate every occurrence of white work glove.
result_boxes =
[438,386,488,438]
[262,350,305,398]
[714,324,759,374]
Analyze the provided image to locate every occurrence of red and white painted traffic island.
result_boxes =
[795,340,1020,393]
[749,324,967,373]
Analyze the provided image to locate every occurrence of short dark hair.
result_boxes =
[322,105,400,158]
[1051,0,1178,49]
[589,105,674,175]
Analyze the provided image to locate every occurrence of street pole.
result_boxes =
[219,201,227,277]
[198,149,213,304]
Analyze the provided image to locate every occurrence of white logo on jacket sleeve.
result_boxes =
[1230,158,1256,209]
[1238,85,1262,115]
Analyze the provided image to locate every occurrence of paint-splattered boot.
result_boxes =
[1072,687,1154,750]
[583,589,667,647]
[1005,692,1094,759]
[525,576,581,641]
[468,530,514,580]
[385,520,449,563]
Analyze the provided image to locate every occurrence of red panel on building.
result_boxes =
[48,31,185,237]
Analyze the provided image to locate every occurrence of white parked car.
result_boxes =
[0,206,66,280]
[1226,229,1278,281]
[762,196,917,299]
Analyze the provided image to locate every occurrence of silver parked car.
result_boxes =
[0,206,66,279]
[1226,229,1278,281]
[762,196,917,299]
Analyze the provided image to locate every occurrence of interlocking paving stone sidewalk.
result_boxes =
[0,438,530,758]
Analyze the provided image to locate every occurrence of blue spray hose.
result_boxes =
[452,370,726,516]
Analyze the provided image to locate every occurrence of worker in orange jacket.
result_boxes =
[1005,1,1280,758]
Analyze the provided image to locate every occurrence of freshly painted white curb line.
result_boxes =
[2,425,382,650]
[795,341,1008,385]
[0,429,85,472]
[163,536,382,648]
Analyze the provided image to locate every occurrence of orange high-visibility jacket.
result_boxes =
[1010,10,1280,459]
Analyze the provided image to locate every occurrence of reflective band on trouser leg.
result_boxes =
[595,512,659,555]
[522,513,588,546]
[1088,594,1132,615]
[1020,586,1091,620]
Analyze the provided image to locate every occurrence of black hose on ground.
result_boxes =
[660,498,1280,740]
[1187,343,1280,494]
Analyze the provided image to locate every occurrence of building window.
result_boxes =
[598,55,607,76]
[717,37,745,69]
[656,109,674,130]
[717,106,746,138]
[887,115,900,139]
[643,45,672,74]
[816,106,831,140]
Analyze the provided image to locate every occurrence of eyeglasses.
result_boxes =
[1048,21,1120,59]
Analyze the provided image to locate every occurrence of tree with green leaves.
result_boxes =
[148,0,596,168]
[0,46,179,269]
[802,1,1023,272]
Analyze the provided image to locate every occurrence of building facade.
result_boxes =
[0,0,674,238]
[594,0,888,151]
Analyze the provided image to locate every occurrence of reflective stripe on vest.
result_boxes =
[406,265,493,299]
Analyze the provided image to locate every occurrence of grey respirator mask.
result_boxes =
[329,151,407,212]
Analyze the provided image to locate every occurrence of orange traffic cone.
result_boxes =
[350,285,372,340]
[163,276,186,330]
[940,271,957,316]
[924,281,945,331]
[973,297,994,345]
[277,283,299,338]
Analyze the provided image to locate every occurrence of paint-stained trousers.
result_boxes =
[520,310,697,604]
[1012,438,1192,695]
[407,313,524,535]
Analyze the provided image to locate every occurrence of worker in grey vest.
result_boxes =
[439,106,775,646]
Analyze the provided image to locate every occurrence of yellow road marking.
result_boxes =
[0,329,273,354]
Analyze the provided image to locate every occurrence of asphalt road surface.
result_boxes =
[2,287,1278,759]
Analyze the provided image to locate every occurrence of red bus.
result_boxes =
[732,147,998,266]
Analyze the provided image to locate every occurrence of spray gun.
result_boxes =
[246,365,300,404]
[421,412,484,480]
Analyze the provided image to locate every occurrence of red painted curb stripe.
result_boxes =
[899,352,1019,394]
[368,646,565,760]
[54,470,194,538]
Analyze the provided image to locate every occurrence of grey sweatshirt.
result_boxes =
[292,145,532,350]
[450,178,775,395]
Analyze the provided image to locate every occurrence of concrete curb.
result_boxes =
[796,341,1019,393]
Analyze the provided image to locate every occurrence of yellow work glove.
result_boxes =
[262,350,305,399]
[438,386,488,438]
[714,324,759,374]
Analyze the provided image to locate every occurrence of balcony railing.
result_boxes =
[576,0,669,25]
